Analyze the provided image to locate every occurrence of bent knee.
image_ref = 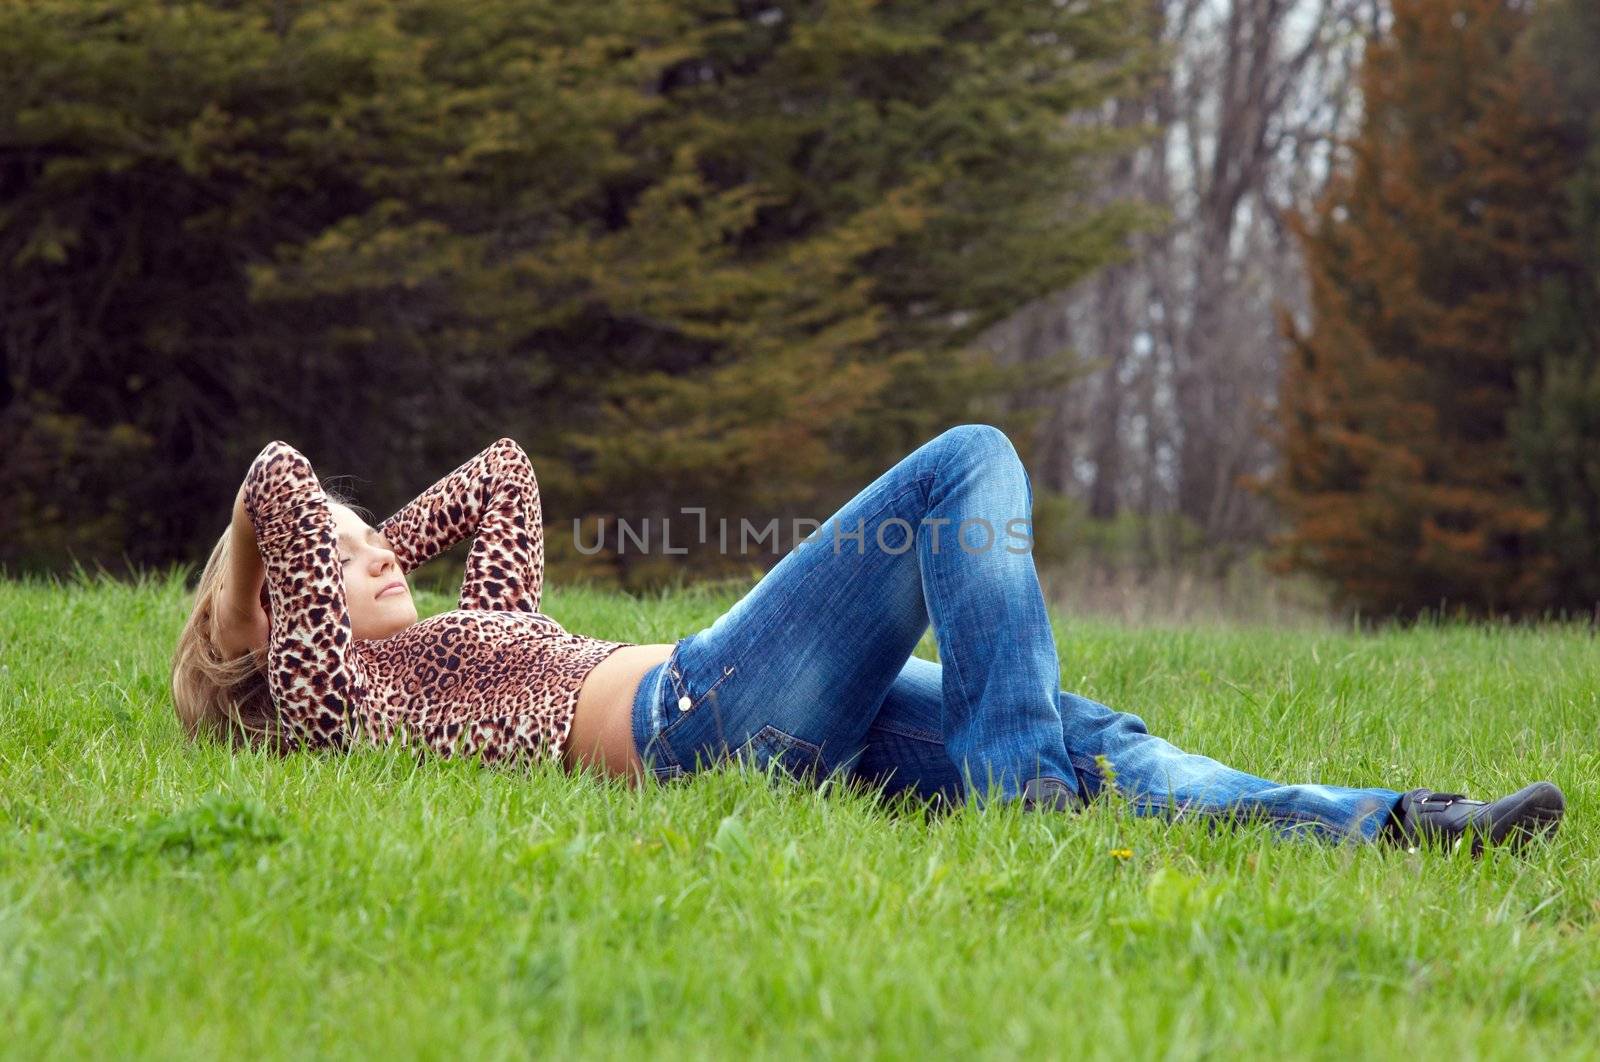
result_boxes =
[933,423,1022,475]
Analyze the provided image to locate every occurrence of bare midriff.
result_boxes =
[564,642,675,779]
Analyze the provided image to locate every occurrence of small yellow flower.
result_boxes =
[1109,847,1133,861]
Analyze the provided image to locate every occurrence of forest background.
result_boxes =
[4,0,1598,623]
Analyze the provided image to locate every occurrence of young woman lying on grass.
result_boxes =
[172,426,1565,854]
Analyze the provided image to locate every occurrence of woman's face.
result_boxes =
[330,503,418,641]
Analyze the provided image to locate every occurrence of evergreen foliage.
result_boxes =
[1508,0,1600,615]
[0,0,1150,581]
[1270,0,1587,617]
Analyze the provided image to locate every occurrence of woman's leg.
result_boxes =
[849,655,1403,842]
[633,424,1078,803]
[1055,689,1401,840]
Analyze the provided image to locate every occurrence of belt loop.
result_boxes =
[664,638,693,714]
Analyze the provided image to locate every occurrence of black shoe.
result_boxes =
[1387,781,1564,855]
[1019,776,1084,813]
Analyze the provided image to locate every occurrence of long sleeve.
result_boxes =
[241,440,366,749]
[376,437,545,614]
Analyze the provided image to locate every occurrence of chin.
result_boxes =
[356,609,418,642]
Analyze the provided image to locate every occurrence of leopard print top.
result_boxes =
[242,437,635,762]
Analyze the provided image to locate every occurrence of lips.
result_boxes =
[376,580,408,601]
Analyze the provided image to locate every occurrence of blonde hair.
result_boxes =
[171,487,363,751]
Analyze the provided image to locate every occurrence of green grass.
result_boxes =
[2,574,1597,1059]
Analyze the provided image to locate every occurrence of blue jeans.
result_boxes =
[630,424,1402,842]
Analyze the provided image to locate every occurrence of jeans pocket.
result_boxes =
[652,647,739,770]
[735,725,824,782]
[662,645,737,725]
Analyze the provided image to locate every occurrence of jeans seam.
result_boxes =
[1068,755,1334,826]
[920,435,984,755]
[638,652,684,775]
[737,724,825,776]
[641,724,682,775]
[922,501,973,764]
[666,656,737,719]
[866,720,943,744]
[1107,788,1354,830]
[928,426,979,495]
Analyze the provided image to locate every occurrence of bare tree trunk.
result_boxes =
[1085,90,1148,520]
[984,0,1386,573]
[1086,260,1131,520]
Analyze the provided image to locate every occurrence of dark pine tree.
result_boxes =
[1508,0,1600,616]
[1270,0,1578,617]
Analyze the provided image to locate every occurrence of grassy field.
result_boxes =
[2,574,1597,1060]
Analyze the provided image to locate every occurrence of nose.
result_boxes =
[367,547,397,578]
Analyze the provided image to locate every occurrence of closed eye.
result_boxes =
[336,526,387,566]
